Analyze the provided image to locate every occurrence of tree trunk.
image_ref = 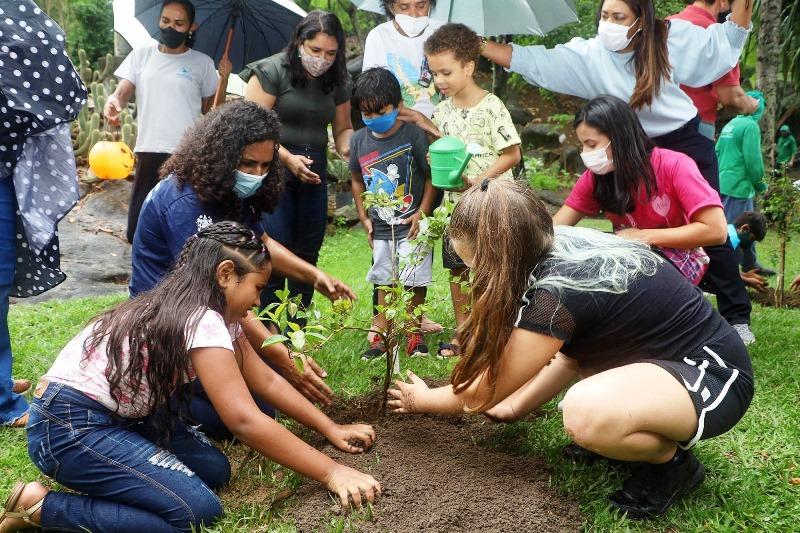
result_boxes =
[757,0,782,169]
[776,234,786,308]
[491,36,512,100]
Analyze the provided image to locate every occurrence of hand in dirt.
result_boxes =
[325,423,376,453]
[741,269,768,293]
[284,353,333,406]
[387,370,429,414]
[325,464,381,511]
[314,271,357,302]
[483,401,519,423]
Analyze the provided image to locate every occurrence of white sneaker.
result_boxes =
[732,323,756,346]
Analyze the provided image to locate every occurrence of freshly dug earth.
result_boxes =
[290,394,583,532]
[749,287,800,309]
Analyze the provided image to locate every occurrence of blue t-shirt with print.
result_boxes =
[129,175,264,297]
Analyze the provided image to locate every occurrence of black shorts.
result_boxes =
[442,231,467,270]
[646,329,754,449]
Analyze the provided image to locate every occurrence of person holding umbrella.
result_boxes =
[479,0,758,345]
[241,10,354,318]
[104,0,227,243]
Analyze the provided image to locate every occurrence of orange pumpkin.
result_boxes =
[88,141,135,180]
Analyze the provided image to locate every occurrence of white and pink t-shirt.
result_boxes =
[44,309,240,418]
[565,147,722,230]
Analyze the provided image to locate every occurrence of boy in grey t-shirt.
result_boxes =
[349,68,435,360]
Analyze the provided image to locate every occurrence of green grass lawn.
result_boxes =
[3,224,799,532]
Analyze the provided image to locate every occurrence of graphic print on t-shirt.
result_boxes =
[385,52,441,110]
[358,143,416,226]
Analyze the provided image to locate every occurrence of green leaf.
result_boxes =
[288,302,298,318]
[289,330,306,351]
[287,321,301,332]
[262,335,289,348]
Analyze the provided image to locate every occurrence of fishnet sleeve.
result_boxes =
[514,288,576,342]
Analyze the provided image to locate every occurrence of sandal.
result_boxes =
[7,413,28,429]
[436,341,460,359]
[11,380,31,395]
[0,482,44,529]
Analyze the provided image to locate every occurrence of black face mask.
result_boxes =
[160,26,188,49]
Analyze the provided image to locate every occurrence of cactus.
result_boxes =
[77,49,93,85]
[72,50,137,155]
[74,129,102,158]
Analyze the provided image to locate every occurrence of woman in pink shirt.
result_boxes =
[553,95,728,286]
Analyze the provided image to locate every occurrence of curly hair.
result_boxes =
[380,0,437,18]
[160,100,285,222]
[284,10,349,94]
[423,23,481,64]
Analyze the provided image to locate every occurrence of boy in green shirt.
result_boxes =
[424,23,522,357]
[776,125,797,168]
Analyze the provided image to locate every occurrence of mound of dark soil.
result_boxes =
[290,394,582,532]
[749,287,800,309]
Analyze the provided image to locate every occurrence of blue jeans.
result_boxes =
[261,145,328,312]
[175,379,275,441]
[0,177,28,425]
[722,195,758,270]
[27,382,229,532]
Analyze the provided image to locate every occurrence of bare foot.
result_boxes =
[0,482,48,532]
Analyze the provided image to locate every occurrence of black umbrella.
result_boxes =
[126,0,305,72]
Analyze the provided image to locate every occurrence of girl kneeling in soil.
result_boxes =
[0,222,379,533]
[388,180,753,520]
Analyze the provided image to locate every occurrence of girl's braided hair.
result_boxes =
[83,221,270,439]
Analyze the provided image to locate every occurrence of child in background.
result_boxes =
[728,211,769,293]
[424,23,522,357]
[1,222,379,533]
[350,68,436,360]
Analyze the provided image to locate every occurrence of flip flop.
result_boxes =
[436,342,460,359]
[0,482,43,529]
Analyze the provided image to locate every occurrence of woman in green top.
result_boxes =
[241,10,353,313]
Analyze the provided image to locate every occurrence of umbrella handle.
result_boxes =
[212,27,236,109]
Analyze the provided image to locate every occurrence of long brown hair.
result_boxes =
[448,181,554,408]
[597,0,671,109]
[83,221,270,435]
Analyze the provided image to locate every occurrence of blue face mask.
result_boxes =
[233,169,267,198]
[362,108,399,134]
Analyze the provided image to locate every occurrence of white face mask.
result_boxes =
[597,18,640,52]
[581,142,614,174]
[394,13,430,37]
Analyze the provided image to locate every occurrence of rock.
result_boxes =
[520,123,563,150]
[561,145,585,175]
[347,56,363,81]
[505,102,534,126]
[333,203,359,226]
[535,188,568,209]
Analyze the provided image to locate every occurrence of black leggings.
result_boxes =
[652,117,751,326]
[128,152,171,243]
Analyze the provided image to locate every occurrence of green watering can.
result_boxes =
[429,136,475,190]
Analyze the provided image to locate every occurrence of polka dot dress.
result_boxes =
[0,1,88,297]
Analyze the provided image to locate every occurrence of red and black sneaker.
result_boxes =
[406,333,429,357]
[361,340,386,361]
